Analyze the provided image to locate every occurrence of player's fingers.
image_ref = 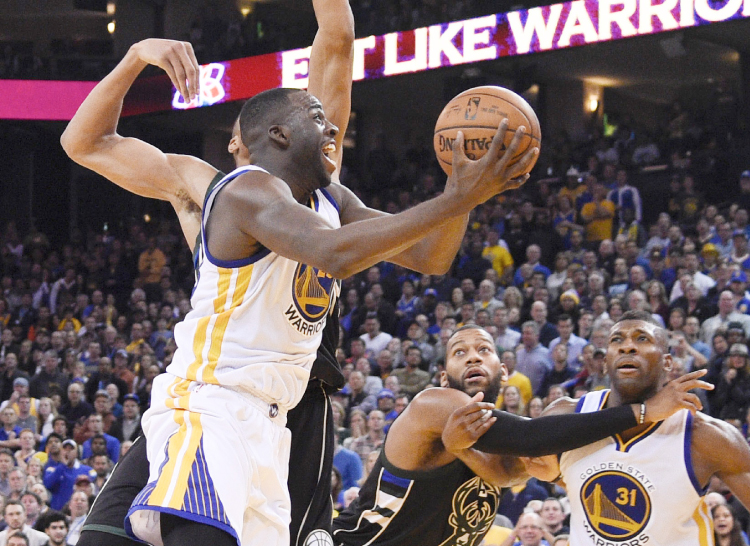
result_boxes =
[680,379,714,392]
[503,175,530,192]
[681,392,703,412]
[486,118,510,162]
[168,56,189,101]
[501,125,526,163]
[160,61,181,98]
[451,131,467,169]
[182,42,201,99]
[504,147,539,180]
[474,416,496,435]
[676,369,707,383]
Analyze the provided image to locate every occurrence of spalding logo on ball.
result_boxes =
[433,86,542,176]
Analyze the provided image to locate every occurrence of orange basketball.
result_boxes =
[433,86,541,177]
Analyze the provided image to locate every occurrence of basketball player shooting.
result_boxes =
[332,324,711,546]
[62,2,357,545]
[468,310,749,546]
[62,11,538,546]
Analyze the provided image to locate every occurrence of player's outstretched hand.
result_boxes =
[132,39,200,102]
[441,392,497,453]
[519,455,561,483]
[641,369,713,422]
[445,119,539,213]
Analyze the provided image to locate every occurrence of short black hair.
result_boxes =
[616,310,661,327]
[238,88,303,146]
[39,510,67,531]
[615,310,667,350]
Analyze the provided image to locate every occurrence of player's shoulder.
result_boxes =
[691,411,741,443]
[408,387,470,414]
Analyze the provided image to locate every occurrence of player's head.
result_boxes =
[231,88,338,188]
[440,325,507,404]
[606,310,671,403]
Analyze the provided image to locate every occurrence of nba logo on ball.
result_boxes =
[433,85,541,176]
[304,530,333,546]
[465,98,480,121]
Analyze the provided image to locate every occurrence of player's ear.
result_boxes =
[662,353,673,373]
[499,363,509,383]
[439,370,449,388]
[227,134,242,155]
[268,125,290,148]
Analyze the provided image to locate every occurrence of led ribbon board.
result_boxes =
[1,0,747,120]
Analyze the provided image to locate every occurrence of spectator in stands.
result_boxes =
[349,410,385,465]
[539,344,576,398]
[115,393,141,443]
[65,491,88,545]
[80,414,119,463]
[713,343,750,422]
[608,167,643,222]
[548,314,587,369]
[40,511,68,546]
[581,183,616,244]
[390,346,430,396]
[515,321,552,395]
[493,307,521,353]
[43,439,95,511]
[0,501,48,546]
[29,351,67,401]
[359,314,392,358]
[84,358,126,404]
[530,302,558,348]
[499,385,524,416]
[332,429,362,493]
[701,291,750,344]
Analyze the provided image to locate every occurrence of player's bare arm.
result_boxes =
[60,39,217,225]
[328,120,538,274]
[308,0,354,173]
[212,121,536,279]
[692,412,750,510]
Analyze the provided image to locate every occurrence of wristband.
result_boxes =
[639,403,646,425]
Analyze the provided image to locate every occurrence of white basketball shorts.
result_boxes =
[127,372,292,546]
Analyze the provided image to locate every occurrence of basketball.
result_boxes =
[433,86,542,176]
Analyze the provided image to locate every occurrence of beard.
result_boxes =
[445,372,503,406]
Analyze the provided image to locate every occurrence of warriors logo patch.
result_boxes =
[580,471,651,541]
[291,262,335,321]
[439,476,500,546]
[284,262,336,336]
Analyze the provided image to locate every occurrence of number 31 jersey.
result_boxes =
[560,390,714,546]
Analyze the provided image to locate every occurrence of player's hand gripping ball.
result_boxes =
[434,86,542,176]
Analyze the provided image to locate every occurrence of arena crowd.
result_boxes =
[0,41,748,545]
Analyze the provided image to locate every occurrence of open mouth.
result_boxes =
[464,368,487,382]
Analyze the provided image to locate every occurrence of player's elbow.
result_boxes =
[60,127,93,163]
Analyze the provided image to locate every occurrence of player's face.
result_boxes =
[606,320,670,403]
[441,328,507,404]
[288,92,339,188]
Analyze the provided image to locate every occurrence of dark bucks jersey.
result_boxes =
[333,450,501,546]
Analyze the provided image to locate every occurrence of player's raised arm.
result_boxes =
[308,0,354,173]
[331,121,537,274]
[60,39,217,212]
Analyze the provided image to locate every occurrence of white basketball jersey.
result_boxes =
[169,165,341,410]
[560,390,714,546]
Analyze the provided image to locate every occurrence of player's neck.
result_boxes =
[606,386,660,437]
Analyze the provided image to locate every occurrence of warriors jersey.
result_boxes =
[560,390,713,546]
[332,450,501,546]
[170,165,341,410]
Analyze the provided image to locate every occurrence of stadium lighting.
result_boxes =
[107,20,116,34]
